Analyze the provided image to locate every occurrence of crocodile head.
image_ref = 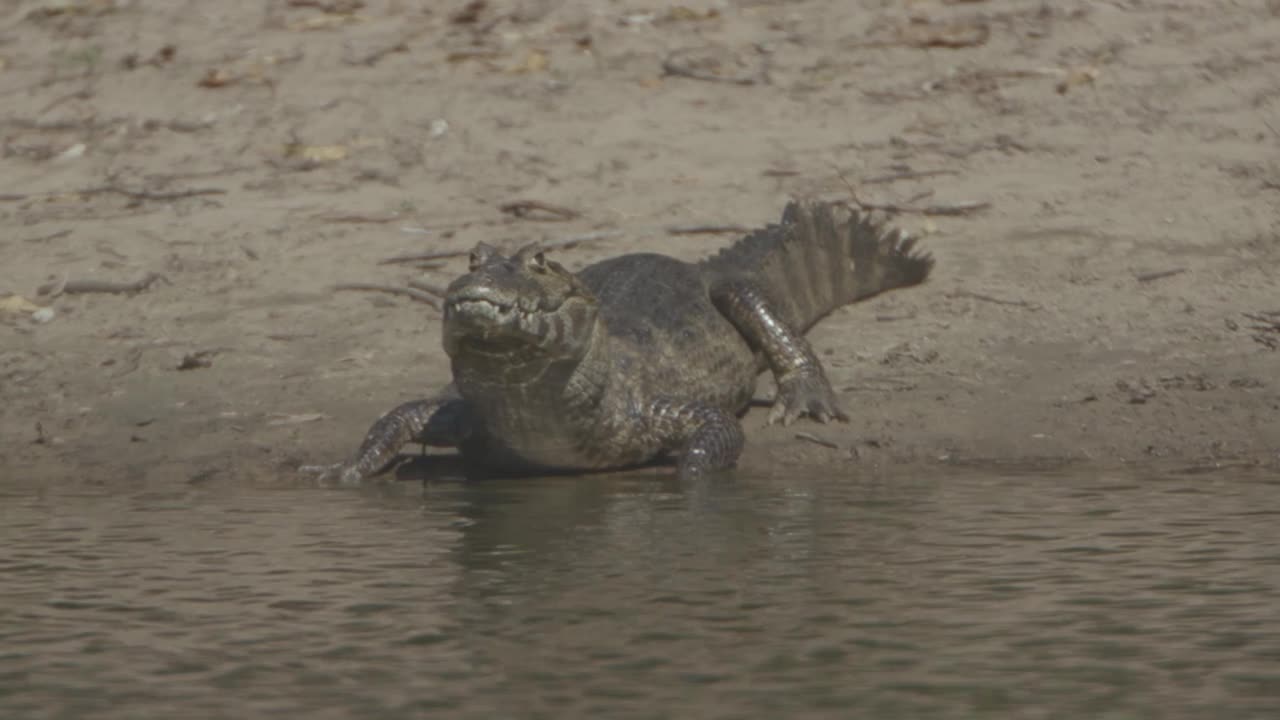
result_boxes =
[442,242,599,363]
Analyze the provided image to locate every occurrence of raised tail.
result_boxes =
[700,200,934,331]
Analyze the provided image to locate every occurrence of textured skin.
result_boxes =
[311,201,933,484]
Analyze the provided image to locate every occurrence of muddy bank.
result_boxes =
[2,0,1277,486]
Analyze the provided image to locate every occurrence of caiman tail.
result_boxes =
[700,200,934,331]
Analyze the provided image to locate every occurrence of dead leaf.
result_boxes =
[509,48,549,73]
[289,13,361,31]
[283,143,348,162]
[900,19,990,49]
[198,68,237,88]
[446,49,502,64]
[0,295,42,316]
[450,0,487,24]
[1056,65,1100,94]
[665,6,719,22]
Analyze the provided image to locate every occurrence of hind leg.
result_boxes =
[710,279,849,425]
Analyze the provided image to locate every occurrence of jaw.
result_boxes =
[442,293,597,363]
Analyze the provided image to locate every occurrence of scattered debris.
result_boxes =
[121,44,176,70]
[834,167,989,216]
[378,230,620,266]
[863,169,960,185]
[312,211,400,224]
[267,412,329,426]
[286,0,365,12]
[898,18,990,49]
[177,350,217,371]
[1056,66,1100,94]
[1134,268,1187,283]
[283,142,348,163]
[450,0,487,25]
[333,283,442,309]
[4,184,225,204]
[509,49,549,74]
[31,307,56,323]
[666,224,750,235]
[37,271,168,298]
[197,51,303,89]
[0,295,43,319]
[1116,378,1157,404]
[946,289,1039,310]
[662,46,768,86]
[288,12,363,31]
[1242,310,1280,350]
[499,199,580,221]
[794,432,840,450]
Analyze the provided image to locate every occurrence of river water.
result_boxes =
[2,465,1279,719]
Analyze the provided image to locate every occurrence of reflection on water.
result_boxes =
[2,466,1279,719]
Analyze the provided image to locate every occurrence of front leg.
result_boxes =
[650,398,745,479]
[711,279,849,425]
[304,389,471,486]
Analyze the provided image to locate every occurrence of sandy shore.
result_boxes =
[2,0,1277,486]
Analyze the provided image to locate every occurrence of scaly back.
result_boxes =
[700,200,934,331]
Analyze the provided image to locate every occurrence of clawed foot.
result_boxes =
[768,371,850,425]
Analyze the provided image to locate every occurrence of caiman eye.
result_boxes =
[529,251,547,272]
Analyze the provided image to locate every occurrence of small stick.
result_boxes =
[378,230,621,265]
[1134,268,1187,283]
[379,248,471,265]
[947,290,1038,309]
[833,166,988,216]
[38,272,168,298]
[499,200,581,221]
[333,283,441,309]
[314,213,402,224]
[77,185,226,202]
[666,224,750,235]
[345,40,409,67]
[862,169,960,185]
[794,432,840,450]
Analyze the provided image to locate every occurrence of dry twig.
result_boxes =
[794,432,840,450]
[38,272,168,298]
[834,167,988,216]
[378,230,620,266]
[499,199,581,221]
[1134,268,1187,283]
[863,169,960,185]
[333,283,442,309]
[947,290,1038,309]
[666,224,750,235]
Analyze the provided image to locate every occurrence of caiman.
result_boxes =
[312,200,933,484]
